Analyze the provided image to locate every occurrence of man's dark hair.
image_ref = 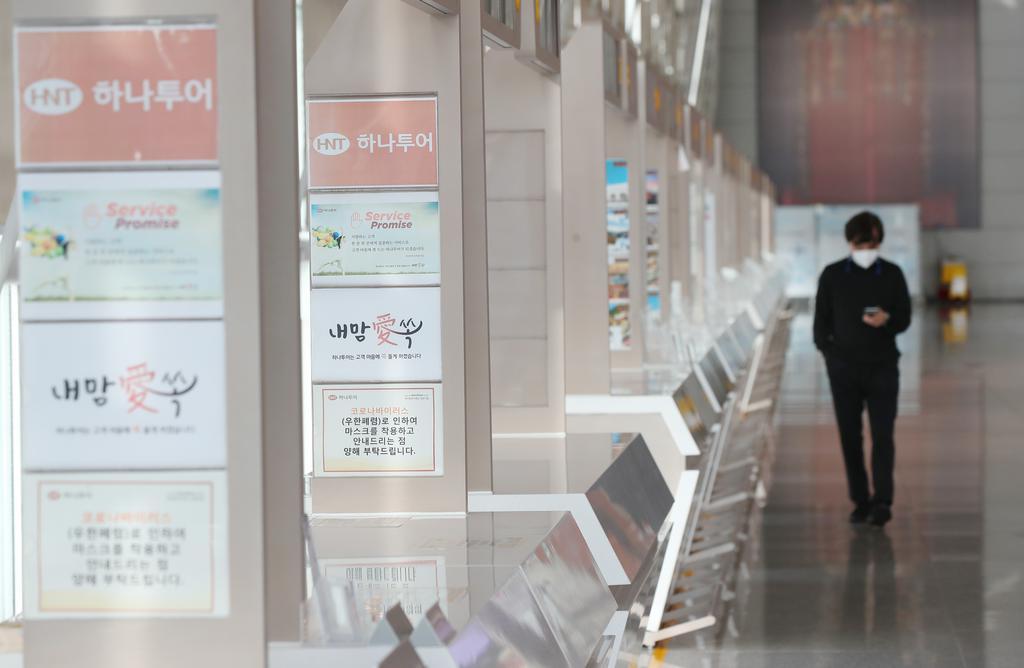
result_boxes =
[845,211,884,245]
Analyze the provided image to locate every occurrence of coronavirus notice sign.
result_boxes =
[22,471,229,619]
[14,23,218,167]
[313,384,443,477]
[306,96,439,189]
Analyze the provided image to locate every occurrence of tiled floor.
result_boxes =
[660,305,1024,668]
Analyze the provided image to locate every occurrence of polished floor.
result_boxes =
[661,305,1024,668]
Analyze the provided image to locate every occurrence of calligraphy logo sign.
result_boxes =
[20,321,226,471]
[310,287,442,383]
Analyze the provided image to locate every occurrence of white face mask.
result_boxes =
[851,249,879,269]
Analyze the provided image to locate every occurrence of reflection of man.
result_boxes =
[814,212,911,528]
[840,531,896,639]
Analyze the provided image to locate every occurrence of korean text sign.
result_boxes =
[18,171,223,321]
[23,472,229,618]
[21,321,226,471]
[311,287,442,382]
[309,191,440,287]
[314,384,443,476]
[307,96,438,189]
[15,24,217,166]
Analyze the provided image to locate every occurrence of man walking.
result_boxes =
[814,211,912,528]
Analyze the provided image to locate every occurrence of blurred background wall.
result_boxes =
[717,0,1024,299]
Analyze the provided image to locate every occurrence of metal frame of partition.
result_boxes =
[527,0,562,73]
[407,0,460,14]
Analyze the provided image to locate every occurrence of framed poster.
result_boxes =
[15,23,217,167]
[22,471,229,618]
[606,158,631,350]
[306,96,438,189]
[311,287,442,382]
[645,170,661,317]
[18,171,223,321]
[310,191,440,287]
[313,383,443,476]
[21,320,226,471]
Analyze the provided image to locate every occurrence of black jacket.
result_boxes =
[813,257,912,364]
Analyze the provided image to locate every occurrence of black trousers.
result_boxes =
[825,358,900,507]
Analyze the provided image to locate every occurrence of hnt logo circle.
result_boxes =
[24,78,83,116]
[314,132,350,156]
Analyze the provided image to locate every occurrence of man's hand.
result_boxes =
[863,309,890,328]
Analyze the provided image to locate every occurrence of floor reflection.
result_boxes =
[660,306,1024,668]
[838,529,895,645]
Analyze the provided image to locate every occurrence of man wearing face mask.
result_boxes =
[814,211,912,528]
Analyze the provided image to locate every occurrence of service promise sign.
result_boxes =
[18,171,223,321]
[15,23,218,166]
[314,384,443,476]
[309,191,440,287]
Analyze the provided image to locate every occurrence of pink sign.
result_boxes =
[15,25,218,167]
[307,97,438,189]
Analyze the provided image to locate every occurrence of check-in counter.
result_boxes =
[304,509,617,666]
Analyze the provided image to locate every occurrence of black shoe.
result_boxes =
[869,504,892,528]
[849,504,871,525]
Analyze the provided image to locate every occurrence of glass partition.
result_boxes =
[559,0,581,48]
[485,0,517,25]
[483,0,521,47]
[538,0,560,59]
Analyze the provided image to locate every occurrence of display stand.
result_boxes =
[303,0,486,514]
[12,1,303,666]
[482,13,567,436]
[296,3,631,665]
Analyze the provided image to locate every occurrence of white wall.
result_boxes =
[919,0,1024,299]
[718,0,1024,299]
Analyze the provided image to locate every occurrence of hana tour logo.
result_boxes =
[23,78,84,116]
[313,132,350,156]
